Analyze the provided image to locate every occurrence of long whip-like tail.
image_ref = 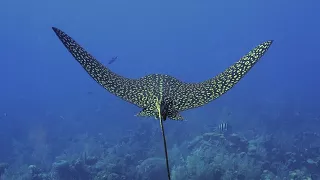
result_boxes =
[156,102,171,180]
[160,118,171,180]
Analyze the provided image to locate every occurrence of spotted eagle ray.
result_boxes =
[52,27,273,180]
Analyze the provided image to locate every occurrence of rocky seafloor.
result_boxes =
[1,125,319,180]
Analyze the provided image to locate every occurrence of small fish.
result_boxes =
[108,56,118,64]
[0,113,7,120]
[204,122,232,134]
[218,122,232,133]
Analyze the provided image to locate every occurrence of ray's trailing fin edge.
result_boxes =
[51,26,273,180]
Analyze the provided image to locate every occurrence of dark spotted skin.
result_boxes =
[173,41,273,111]
[52,27,273,121]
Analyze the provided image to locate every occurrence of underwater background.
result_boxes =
[1,0,320,179]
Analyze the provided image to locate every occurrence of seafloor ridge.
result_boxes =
[0,122,318,180]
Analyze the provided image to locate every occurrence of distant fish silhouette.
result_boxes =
[0,113,7,120]
[108,56,118,64]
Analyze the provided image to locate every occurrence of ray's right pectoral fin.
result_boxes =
[168,109,184,121]
[168,113,184,121]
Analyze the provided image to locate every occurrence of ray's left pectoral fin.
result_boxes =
[135,107,155,118]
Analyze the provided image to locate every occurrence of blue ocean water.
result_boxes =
[1,0,320,179]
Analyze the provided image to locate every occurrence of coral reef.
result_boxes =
[1,125,320,180]
[0,163,8,177]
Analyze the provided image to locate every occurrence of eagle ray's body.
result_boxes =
[52,27,272,121]
[52,27,273,180]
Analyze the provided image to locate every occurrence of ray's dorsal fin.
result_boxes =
[173,40,273,111]
[52,27,146,108]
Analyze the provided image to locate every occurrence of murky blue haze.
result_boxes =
[0,0,320,179]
